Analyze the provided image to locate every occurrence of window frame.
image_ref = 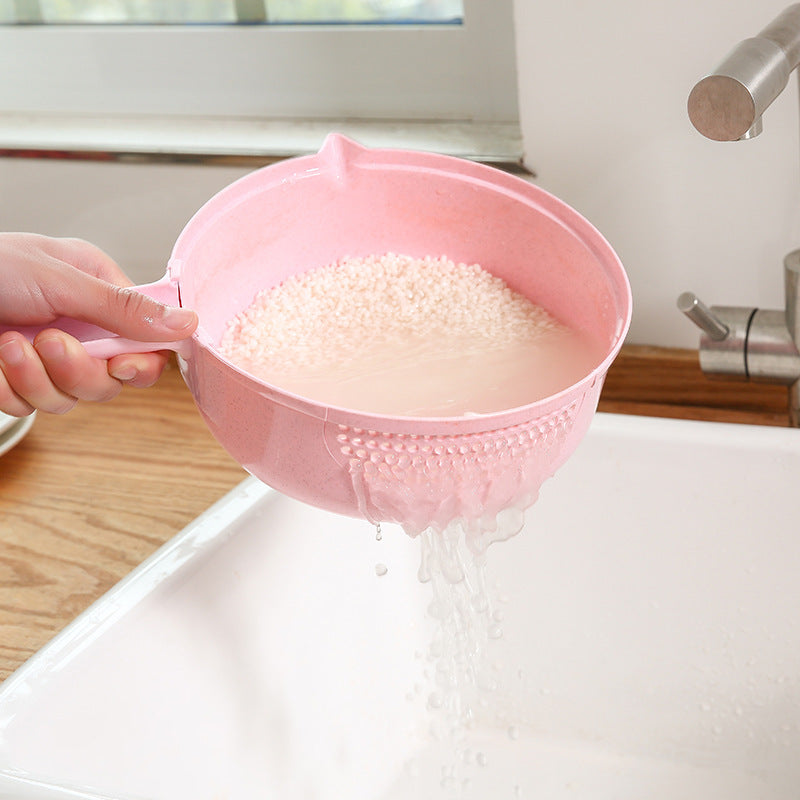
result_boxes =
[0,0,518,123]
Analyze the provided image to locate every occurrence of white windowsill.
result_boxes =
[0,113,525,168]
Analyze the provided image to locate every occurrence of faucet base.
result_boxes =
[679,252,800,427]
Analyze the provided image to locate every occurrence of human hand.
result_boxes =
[0,232,198,416]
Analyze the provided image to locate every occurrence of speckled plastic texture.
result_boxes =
[330,399,586,535]
[170,134,631,526]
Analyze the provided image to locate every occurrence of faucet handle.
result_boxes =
[677,292,730,341]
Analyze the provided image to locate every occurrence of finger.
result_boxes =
[107,351,170,388]
[34,331,124,404]
[45,236,134,288]
[0,333,76,414]
[0,354,35,417]
[55,275,198,343]
[28,236,198,343]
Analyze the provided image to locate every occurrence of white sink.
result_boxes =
[0,413,798,799]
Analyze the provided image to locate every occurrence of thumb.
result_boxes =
[69,276,198,342]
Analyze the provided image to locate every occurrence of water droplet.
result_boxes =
[441,560,465,584]
[475,751,488,767]
[508,725,520,740]
[427,691,444,710]
[375,563,388,577]
[436,665,457,690]
[470,593,489,613]
[375,523,383,541]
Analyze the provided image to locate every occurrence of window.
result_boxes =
[4,1,465,24]
[0,0,520,162]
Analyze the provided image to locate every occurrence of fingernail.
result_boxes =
[0,338,25,367]
[36,337,67,362]
[161,306,197,332]
[109,364,137,381]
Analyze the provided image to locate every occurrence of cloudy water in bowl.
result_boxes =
[218,253,604,417]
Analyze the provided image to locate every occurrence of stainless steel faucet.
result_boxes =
[680,4,800,426]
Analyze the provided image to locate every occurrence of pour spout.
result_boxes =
[317,133,368,181]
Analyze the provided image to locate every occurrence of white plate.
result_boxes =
[0,412,35,457]
[0,413,798,799]
[0,410,19,437]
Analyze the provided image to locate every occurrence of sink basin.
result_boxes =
[0,412,797,799]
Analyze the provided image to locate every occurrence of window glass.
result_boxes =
[0,0,515,143]
[3,0,464,24]
[263,1,463,23]
[36,1,236,23]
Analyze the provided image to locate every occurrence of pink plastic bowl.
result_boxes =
[4,135,632,533]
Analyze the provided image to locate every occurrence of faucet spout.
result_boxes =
[682,6,800,425]
[739,116,764,140]
[688,4,800,141]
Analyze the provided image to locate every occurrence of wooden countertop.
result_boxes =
[0,360,246,682]
[0,346,792,682]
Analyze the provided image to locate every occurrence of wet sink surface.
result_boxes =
[0,413,798,799]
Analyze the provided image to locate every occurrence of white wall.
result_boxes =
[513,0,800,347]
[3,0,800,348]
[0,158,249,284]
